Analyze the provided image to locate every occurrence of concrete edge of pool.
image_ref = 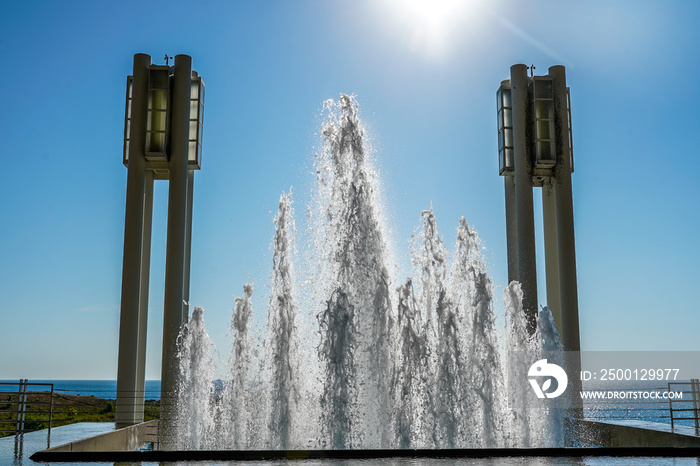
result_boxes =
[29,446,700,462]
[29,419,700,462]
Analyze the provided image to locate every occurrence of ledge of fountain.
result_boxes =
[31,444,700,462]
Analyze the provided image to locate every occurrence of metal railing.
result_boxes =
[0,380,55,436]
[145,419,160,450]
[669,379,700,429]
[580,383,700,427]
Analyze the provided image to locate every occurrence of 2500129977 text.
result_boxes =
[580,369,680,381]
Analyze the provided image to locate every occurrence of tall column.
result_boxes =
[510,64,538,334]
[160,55,192,434]
[116,53,151,428]
[542,178,561,332]
[182,171,195,324]
[504,174,519,283]
[549,66,583,423]
[134,170,154,423]
[548,66,580,354]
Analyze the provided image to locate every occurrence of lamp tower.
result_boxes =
[497,64,579,351]
[115,53,204,428]
[498,64,583,427]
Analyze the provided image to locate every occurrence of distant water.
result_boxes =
[0,378,688,427]
[0,380,161,400]
[582,379,698,428]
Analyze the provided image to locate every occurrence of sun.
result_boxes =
[403,0,465,25]
[384,0,475,59]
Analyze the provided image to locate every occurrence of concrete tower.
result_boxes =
[116,54,204,428]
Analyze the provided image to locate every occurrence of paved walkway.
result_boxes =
[593,419,700,438]
[578,418,700,447]
[0,422,113,466]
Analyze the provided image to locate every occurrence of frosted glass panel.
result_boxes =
[536,141,555,163]
[499,148,514,175]
[534,79,552,99]
[150,69,168,89]
[502,88,511,107]
[148,90,168,110]
[188,141,197,161]
[536,120,552,141]
[147,110,167,132]
[147,133,166,153]
[123,140,130,164]
[535,100,552,119]
[504,128,513,148]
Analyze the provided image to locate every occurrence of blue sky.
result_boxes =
[1,0,699,380]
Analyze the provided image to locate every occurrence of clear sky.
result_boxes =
[1,0,699,380]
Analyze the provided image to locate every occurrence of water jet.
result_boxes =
[171,94,566,450]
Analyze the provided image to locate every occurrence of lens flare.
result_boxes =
[383,0,476,59]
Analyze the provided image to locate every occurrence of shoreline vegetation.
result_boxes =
[0,391,159,438]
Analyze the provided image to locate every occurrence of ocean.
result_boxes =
[0,380,161,400]
[1,379,696,428]
[580,378,700,428]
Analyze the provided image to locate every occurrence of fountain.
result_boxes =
[173,94,566,451]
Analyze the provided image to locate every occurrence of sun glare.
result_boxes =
[404,0,465,24]
[385,0,475,59]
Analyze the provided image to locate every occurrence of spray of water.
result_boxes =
[174,307,217,450]
[538,306,566,446]
[216,282,255,449]
[266,191,298,450]
[451,218,506,448]
[173,94,566,450]
[392,278,428,448]
[313,95,395,448]
[504,281,538,447]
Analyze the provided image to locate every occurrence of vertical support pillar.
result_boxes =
[542,178,561,332]
[548,66,580,354]
[116,53,151,428]
[160,55,192,436]
[134,170,154,422]
[182,170,195,324]
[510,64,538,334]
[549,66,583,424]
[504,174,519,284]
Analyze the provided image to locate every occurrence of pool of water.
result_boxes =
[3,422,699,466]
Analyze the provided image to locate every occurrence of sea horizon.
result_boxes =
[0,379,161,400]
